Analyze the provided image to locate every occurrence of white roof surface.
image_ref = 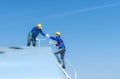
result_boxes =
[0,47,66,79]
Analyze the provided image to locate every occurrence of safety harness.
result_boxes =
[56,42,64,46]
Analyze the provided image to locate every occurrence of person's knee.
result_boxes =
[27,44,30,46]
[27,42,31,46]
[61,56,64,60]
[32,42,36,46]
[33,43,36,46]
[54,52,57,55]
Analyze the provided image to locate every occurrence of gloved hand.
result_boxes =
[36,38,39,41]
[46,34,50,38]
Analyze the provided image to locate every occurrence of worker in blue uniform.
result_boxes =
[46,32,66,69]
[27,24,46,46]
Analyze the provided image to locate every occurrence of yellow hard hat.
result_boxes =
[56,32,61,36]
[37,24,42,29]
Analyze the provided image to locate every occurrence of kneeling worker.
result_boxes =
[27,24,46,46]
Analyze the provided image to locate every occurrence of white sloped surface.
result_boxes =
[0,47,66,79]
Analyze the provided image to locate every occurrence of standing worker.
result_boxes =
[27,24,46,46]
[46,32,66,69]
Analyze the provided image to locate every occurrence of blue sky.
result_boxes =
[0,0,120,79]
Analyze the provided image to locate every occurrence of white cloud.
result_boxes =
[44,3,120,19]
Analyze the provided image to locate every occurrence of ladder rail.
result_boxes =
[56,61,71,79]
[36,39,77,79]
[50,39,77,79]
[66,58,78,79]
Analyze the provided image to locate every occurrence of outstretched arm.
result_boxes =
[46,34,57,41]
[50,36,57,41]
[40,30,46,37]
